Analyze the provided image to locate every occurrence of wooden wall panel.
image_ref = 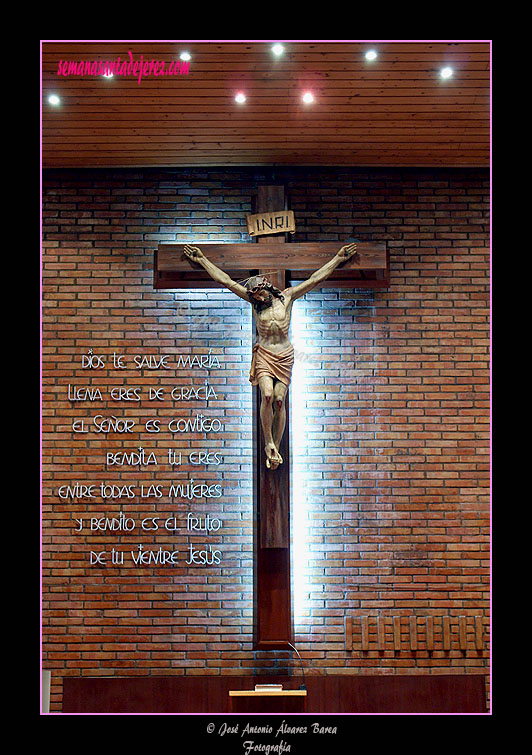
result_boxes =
[63,674,487,713]
[41,41,490,168]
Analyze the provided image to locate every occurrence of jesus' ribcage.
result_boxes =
[253,300,293,349]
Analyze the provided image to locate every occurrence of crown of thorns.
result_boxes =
[238,274,277,292]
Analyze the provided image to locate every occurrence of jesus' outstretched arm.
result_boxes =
[183,244,250,301]
[286,243,358,300]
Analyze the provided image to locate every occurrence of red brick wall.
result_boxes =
[41,167,490,712]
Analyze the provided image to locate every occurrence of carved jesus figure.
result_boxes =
[183,243,358,469]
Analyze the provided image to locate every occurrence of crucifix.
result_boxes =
[155,185,388,650]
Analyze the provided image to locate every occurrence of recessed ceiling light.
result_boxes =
[48,94,60,106]
[235,92,246,104]
[271,43,285,56]
[302,92,314,104]
[365,50,378,61]
[180,52,191,61]
[102,71,113,79]
[440,67,453,79]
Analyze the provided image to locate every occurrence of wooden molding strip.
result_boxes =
[378,616,385,650]
[345,616,353,651]
[410,617,418,651]
[393,617,401,651]
[361,616,369,651]
[443,617,451,650]
[475,616,484,650]
[426,616,434,651]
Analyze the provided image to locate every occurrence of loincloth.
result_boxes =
[249,343,295,387]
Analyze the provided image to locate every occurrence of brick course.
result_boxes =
[42,166,490,711]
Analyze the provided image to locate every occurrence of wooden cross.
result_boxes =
[155,185,388,650]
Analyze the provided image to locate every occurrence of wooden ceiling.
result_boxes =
[41,40,490,169]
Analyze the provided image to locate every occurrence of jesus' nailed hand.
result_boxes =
[183,242,358,469]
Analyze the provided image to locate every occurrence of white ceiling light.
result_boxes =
[302,92,314,104]
[180,52,191,61]
[271,43,285,56]
[235,93,246,104]
[365,50,378,61]
[48,94,61,106]
[440,67,453,79]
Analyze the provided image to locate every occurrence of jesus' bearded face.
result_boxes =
[251,289,270,302]
[243,275,285,312]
